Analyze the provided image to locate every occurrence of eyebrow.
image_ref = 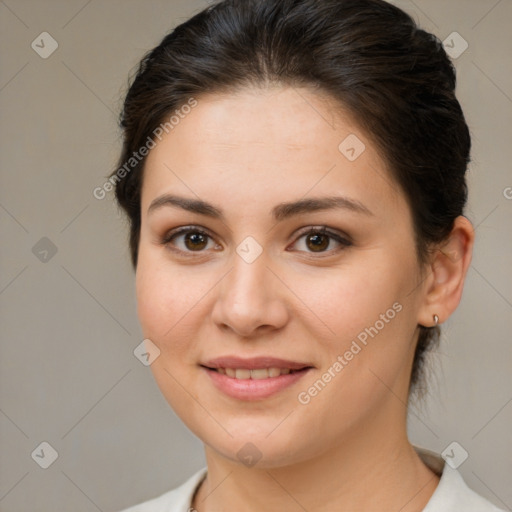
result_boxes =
[272,196,373,220]
[147,194,373,220]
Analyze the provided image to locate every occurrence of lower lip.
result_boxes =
[203,367,312,401]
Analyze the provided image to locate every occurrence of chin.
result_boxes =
[186,408,325,469]
[205,432,314,470]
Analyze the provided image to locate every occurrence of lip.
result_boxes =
[200,356,313,401]
[202,356,311,371]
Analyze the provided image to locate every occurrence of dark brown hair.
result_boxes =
[112,0,470,396]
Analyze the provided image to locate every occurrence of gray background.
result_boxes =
[0,0,511,511]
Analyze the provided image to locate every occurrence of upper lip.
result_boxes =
[202,356,313,370]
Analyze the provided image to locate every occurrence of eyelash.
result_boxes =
[161,226,219,255]
[161,225,352,257]
[291,226,352,255]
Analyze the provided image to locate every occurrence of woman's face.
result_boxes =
[136,87,427,467]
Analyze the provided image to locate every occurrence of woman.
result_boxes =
[113,0,504,510]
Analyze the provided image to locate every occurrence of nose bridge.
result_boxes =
[212,250,288,336]
[225,252,272,309]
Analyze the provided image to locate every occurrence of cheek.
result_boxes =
[136,265,170,339]
[135,255,192,345]
[297,260,404,339]
[299,255,418,390]
[135,250,219,360]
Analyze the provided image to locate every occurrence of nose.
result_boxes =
[211,253,289,338]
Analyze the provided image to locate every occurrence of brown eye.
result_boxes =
[289,227,352,255]
[306,233,330,252]
[162,227,218,254]
[184,232,208,251]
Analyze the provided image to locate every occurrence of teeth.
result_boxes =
[216,367,296,379]
[235,369,251,379]
[268,367,281,378]
[250,368,269,380]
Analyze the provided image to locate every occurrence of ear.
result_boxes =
[417,216,475,327]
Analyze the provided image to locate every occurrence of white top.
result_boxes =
[118,447,505,512]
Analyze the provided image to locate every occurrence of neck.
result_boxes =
[192,402,439,512]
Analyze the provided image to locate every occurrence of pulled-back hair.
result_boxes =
[113,0,471,396]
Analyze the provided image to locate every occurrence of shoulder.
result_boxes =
[116,451,506,512]
[415,446,505,512]
[424,465,505,511]
[116,468,206,512]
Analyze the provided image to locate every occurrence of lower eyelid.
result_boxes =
[291,231,351,249]
[161,227,211,244]
[167,233,217,250]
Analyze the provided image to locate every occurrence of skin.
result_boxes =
[136,86,474,511]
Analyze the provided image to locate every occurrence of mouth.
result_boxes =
[205,367,305,379]
[200,356,314,400]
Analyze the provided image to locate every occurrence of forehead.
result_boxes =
[141,87,405,218]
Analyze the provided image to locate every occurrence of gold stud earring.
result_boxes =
[433,314,439,326]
